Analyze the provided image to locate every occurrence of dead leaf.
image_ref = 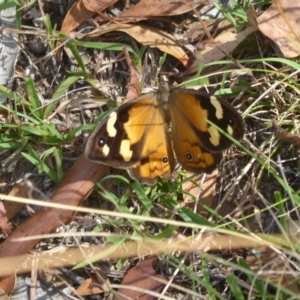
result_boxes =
[0,155,108,266]
[0,202,9,235]
[272,119,300,148]
[83,23,189,66]
[118,0,204,18]
[61,0,116,35]
[200,25,256,63]
[124,47,140,101]
[257,0,300,57]
[0,273,15,298]
[183,170,218,217]
[82,0,115,14]
[3,182,29,221]
[184,19,235,43]
[247,247,300,293]
[0,287,9,300]
[247,4,259,30]
[115,256,166,300]
[75,276,105,296]
[184,25,257,74]
[57,0,116,61]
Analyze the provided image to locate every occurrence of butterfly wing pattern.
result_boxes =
[86,92,175,185]
[85,87,244,185]
[168,88,244,173]
[128,104,175,185]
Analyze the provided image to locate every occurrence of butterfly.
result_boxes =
[85,86,244,185]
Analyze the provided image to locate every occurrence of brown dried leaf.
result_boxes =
[115,256,166,300]
[83,23,189,66]
[247,247,300,293]
[124,47,140,101]
[185,25,256,74]
[184,19,235,42]
[0,202,9,235]
[0,273,15,298]
[75,276,105,296]
[56,0,116,61]
[82,0,115,13]
[119,0,204,18]
[257,0,300,58]
[272,119,300,148]
[200,25,256,62]
[183,170,218,218]
[0,155,108,264]
[247,4,259,30]
[61,0,116,35]
[0,288,9,300]
[3,182,29,221]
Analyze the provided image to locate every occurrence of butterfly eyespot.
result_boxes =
[186,153,193,161]
[99,138,106,147]
[162,157,168,164]
[228,117,235,125]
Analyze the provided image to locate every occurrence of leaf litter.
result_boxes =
[1,0,300,298]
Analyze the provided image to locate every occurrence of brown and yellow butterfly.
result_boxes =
[85,86,244,185]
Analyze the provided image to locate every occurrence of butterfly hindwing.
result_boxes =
[128,106,175,185]
[169,93,221,172]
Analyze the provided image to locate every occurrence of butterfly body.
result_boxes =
[86,87,244,185]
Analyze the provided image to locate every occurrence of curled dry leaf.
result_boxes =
[257,0,300,58]
[57,0,116,61]
[83,23,189,66]
[60,0,116,35]
[118,0,205,18]
[272,119,300,148]
[123,47,140,101]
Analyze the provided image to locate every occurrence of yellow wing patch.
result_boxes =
[129,97,175,185]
